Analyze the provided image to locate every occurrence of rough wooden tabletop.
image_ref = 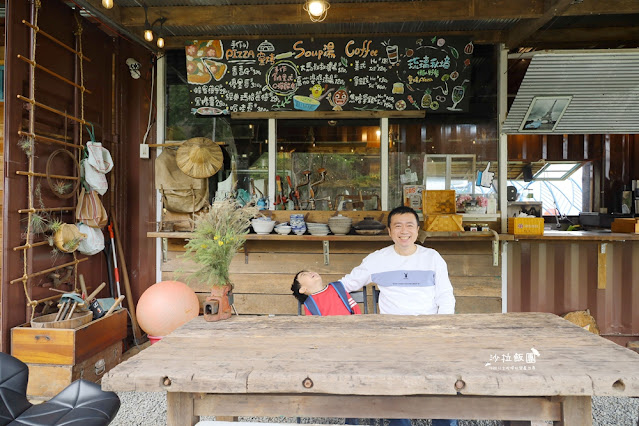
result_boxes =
[102,313,639,397]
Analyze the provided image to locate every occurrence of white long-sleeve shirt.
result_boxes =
[340,245,456,315]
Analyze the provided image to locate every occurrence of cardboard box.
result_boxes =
[12,309,127,398]
[508,217,544,235]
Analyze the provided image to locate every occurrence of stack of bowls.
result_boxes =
[290,214,306,235]
[251,218,276,234]
[328,215,353,235]
[307,222,330,236]
[275,222,292,235]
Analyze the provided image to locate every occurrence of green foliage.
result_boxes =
[48,219,64,234]
[29,214,49,235]
[52,180,72,195]
[63,237,82,252]
[183,199,258,288]
[18,136,34,157]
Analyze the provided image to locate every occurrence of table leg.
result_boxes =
[167,392,198,426]
[557,396,592,426]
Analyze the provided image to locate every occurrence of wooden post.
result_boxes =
[111,212,142,341]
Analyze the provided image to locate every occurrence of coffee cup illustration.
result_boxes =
[386,45,399,65]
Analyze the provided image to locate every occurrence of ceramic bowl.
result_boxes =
[328,223,351,235]
[275,225,292,235]
[251,219,276,234]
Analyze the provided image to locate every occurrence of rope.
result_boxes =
[72,14,89,297]
[74,14,85,135]
[22,0,43,315]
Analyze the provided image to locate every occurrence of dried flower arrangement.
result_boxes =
[183,198,258,289]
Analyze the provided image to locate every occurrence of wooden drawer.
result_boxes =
[26,341,122,400]
[11,309,127,365]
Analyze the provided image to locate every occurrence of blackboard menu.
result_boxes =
[185,36,474,115]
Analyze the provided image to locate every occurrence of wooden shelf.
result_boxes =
[147,231,508,241]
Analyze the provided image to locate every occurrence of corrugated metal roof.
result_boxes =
[164,19,517,37]
[503,51,639,134]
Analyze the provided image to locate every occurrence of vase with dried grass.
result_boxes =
[182,198,258,321]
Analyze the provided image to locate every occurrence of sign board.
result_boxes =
[185,37,474,115]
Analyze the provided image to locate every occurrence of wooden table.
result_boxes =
[102,313,639,425]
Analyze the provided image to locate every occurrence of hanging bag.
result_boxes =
[82,125,113,195]
[76,187,108,228]
[76,222,105,255]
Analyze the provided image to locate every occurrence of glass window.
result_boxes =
[508,162,586,216]
[166,75,269,205]
[276,119,381,211]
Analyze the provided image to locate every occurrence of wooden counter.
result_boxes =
[155,230,503,316]
[148,230,638,242]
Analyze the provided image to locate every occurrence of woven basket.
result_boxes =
[30,311,92,329]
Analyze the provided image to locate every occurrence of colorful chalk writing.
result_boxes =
[185,36,473,115]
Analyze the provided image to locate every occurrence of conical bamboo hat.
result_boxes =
[176,137,223,179]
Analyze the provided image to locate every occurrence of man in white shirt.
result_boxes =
[340,206,457,426]
[341,206,456,315]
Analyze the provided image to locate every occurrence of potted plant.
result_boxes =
[183,198,258,321]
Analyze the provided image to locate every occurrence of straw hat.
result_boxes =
[176,137,223,179]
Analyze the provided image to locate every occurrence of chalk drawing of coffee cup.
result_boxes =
[386,45,399,65]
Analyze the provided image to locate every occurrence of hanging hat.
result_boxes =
[176,137,223,179]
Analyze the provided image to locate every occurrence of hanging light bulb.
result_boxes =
[143,5,153,42]
[144,28,154,42]
[156,17,166,49]
[304,0,330,22]
[102,0,114,9]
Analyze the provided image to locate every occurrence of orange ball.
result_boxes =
[136,281,199,337]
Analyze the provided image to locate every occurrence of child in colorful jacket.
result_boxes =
[291,270,361,316]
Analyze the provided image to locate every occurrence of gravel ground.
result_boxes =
[110,391,639,426]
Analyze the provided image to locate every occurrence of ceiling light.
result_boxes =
[143,5,153,41]
[102,0,114,9]
[304,0,330,22]
[142,4,168,47]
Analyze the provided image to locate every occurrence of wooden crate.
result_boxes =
[422,190,456,215]
[11,309,127,399]
[424,214,464,232]
[611,218,639,233]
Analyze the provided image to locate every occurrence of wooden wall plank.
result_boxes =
[164,251,499,277]
[163,238,501,316]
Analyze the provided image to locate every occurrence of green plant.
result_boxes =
[29,213,49,235]
[18,136,34,157]
[63,237,82,252]
[183,199,258,288]
[48,219,64,234]
[52,180,72,195]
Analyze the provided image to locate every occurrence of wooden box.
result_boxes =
[11,309,127,399]
[611,218,639,233]
[422,190,456,215]
[424,214,464,232]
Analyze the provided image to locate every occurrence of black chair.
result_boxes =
[0,352,120,426]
